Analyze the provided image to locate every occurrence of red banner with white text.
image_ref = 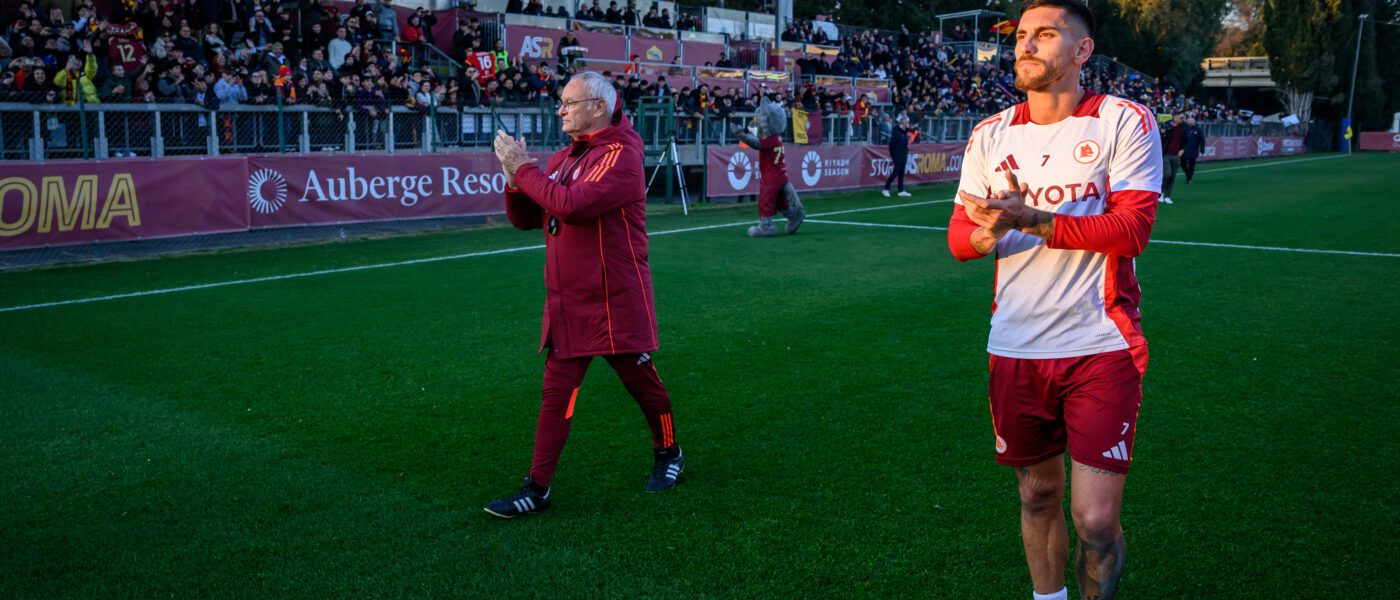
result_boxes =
[0,157,248,251]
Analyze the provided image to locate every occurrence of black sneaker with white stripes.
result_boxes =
[483,475,551,519]
[646,445,684,492]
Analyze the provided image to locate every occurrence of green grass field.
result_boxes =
[2,153,1397,598]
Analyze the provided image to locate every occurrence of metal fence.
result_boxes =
[1,98,1288,164]
[1199,121,1297,138]
[0,98,571,161]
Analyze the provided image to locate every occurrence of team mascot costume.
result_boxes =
[731,99,805,237]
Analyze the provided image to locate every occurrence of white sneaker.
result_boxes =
[882,189,890,197]
[897,191,912,197]
[1161,197,1174,204]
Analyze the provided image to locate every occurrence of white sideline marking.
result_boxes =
[0,153,1375,313]
[1148,239,1400,257]
[0,201,949,314]
[809,219,1400,258]
[1194,154,1345,174]
[807,219,948,232]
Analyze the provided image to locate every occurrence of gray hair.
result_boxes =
[570,71,617,117]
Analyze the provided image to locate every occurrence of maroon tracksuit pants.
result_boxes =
[530,351,675,487]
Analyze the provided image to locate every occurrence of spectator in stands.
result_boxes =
[459,65,484,107]
[355,76,385,117]
[214,69,246,106]
[262,42,289,78]
[523,0,543,16]
[55,51,97,104]
[403,13,424,44]
[372,0,398,41]
[500,76,527,103]
[506,0,524,13]
[97,62,131,100]
[328,27,351,69]
[201,22,226,56]
[156,64,190,100]
[492,39,508,68]
[623,2,640,26]
[306,47,332,75]
[343,16,368,44]
[675,11,700,31]
[192,75,219,110]
[659,9,673,29]
[245,68,274,105]
[417,7,437,45]
[246,10,275,49]
[605,1,622,24]
[454,20,475,58]
[304,73,333,106]
[580,0,602,21]
[640,6,662,28]
[173,24,202,64]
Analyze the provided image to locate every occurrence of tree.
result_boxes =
[1087,0,1231,92]
[1261,0,1400,131]
[1215,0,1268,56]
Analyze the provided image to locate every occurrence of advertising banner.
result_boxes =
[860,143,966,187]
[631,35,680,64]
[245,152,549,228]
[1198,136,1306,161]
[505,25,563,63]
[571,29,629,62]
[1359,132,1400,151]
[0,157,248,251]
[706,145,865,196]
[681,41,726,66]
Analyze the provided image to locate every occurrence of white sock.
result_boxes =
[1032,588,1067,600]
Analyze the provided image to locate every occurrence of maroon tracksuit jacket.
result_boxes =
[504,115,660,359]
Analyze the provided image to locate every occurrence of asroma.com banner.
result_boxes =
[0,157,248,252]
[246,153,549,228]
[706,143,965,197]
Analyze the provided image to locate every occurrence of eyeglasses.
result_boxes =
[556,97,601,112]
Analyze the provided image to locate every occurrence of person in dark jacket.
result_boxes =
[1159,113,1184,204]
[484,71,684,519]
[884,114,912,197]
[1180,115,1206,184]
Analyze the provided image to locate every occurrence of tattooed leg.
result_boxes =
[1015,456,1068,594]
[1075,531,1125,600]
[1069,460,1128,600]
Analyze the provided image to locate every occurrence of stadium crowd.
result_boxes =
[0,0,1258,140]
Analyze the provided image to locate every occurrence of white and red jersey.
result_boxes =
[949,91,1163,360]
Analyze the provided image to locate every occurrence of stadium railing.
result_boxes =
[0,97,570,161]
[0,96,1054,163]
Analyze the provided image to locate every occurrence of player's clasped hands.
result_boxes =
[494,130,538,184]
[959,170,1033,238]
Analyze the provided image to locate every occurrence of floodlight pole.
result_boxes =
[1346,13,1368,123]
[1345,12,1368,152]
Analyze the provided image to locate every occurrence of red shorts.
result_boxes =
[988,347,1146,474]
